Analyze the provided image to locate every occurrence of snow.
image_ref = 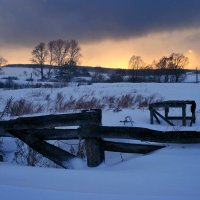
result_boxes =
[1,67,200,199]
[1,144,200,199]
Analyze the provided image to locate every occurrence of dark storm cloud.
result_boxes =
[0,0,200,46]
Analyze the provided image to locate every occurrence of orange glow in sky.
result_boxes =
[2,30,199,69]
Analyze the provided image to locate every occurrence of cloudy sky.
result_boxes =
[0,0,200,68]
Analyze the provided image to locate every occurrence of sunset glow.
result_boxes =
[0,0,200,69]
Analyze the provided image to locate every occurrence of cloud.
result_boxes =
[1,0,200,46]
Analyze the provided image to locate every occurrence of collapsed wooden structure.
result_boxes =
[0,109,200,168]
[149,100,196,126]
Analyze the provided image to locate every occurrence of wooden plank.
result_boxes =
[153,110,174,126]
[150,100,195,107]
[0,128,80,139]
[103,141,164,154]
[152,111,160,124]
[29,128,80,140]
[8,130,77,168]
[80,126,200,144]
[0,110,102,130]
[3,125,200,144]
[167,117,192,120]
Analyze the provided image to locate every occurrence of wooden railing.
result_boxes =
[0,109,200,168]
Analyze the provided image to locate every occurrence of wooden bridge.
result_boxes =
[1,109,200,168]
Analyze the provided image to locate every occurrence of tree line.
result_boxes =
[0,44,192,83]
[128,53,189,82]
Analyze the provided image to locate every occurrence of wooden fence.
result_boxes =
[0,109,200,168]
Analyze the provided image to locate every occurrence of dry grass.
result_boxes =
[1,91,162,117]
[1,98,44,117]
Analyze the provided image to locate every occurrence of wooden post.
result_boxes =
[191,101,196,124]
[0,154,3,162]
[182,104,186,126]
[85,138,104,167]
[165,106,169,119]
[149,107,154,124]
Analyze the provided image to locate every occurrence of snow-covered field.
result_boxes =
[0,67,200,199]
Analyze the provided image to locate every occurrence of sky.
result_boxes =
[0,0,200,69]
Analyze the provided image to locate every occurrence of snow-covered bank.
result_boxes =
[1,143,200,200]
[1,82,200,199]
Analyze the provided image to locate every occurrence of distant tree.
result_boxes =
[51,39,70,67]
[47,40,56,65]
[47,40,56,78]
[168,53,189,82]
[156,53,188,82]
[156,56,170,82]
[49,39,70,79]
[66,40,81,66]
[128,55,145,70]
[31,42,48,80]
[128,55,145,81]
[46,39,82,80]
[0,56,7,67]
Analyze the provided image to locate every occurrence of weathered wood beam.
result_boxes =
[153,111,160,124]
[2,125,200,144]
[80,126,200,144]
[103,141,165,154]
[153,110,174,126]
[8,130,77,168]
[0,109,101,130]
[150,100,195,107]
[0,128,80,139]
[167,117,193,120]
[29,128,80,140]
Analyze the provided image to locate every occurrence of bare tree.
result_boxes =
[168,53,189,82]
[66,40,81,66]
[51,39,70,67]
[31,42,48,80]
[156,53,188,82]
[48,40,56,65]
[156,56,170,82]
[49,39,70,79]
[128,55,145,80]
[0,56,7,67]
[47,40,56,78]
[47,39,82,80]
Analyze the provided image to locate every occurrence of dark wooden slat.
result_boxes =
[0,128,80,140]
[29,128,80,140]
[150,100,195,107]
[8,130,76,168]
[167,117,192,120]
[153,111,160,124]
[2,125,200,144]
[103,141,164,154]
[0,110,101,130]
[153,110,174,126]
[80,126,200,144]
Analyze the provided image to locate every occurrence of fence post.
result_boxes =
[85,137,105,167]
[82,109,104,167]
[182,104,186,126]
[149,107,154,124]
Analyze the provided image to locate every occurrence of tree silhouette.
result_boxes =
[31,42,48,80]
